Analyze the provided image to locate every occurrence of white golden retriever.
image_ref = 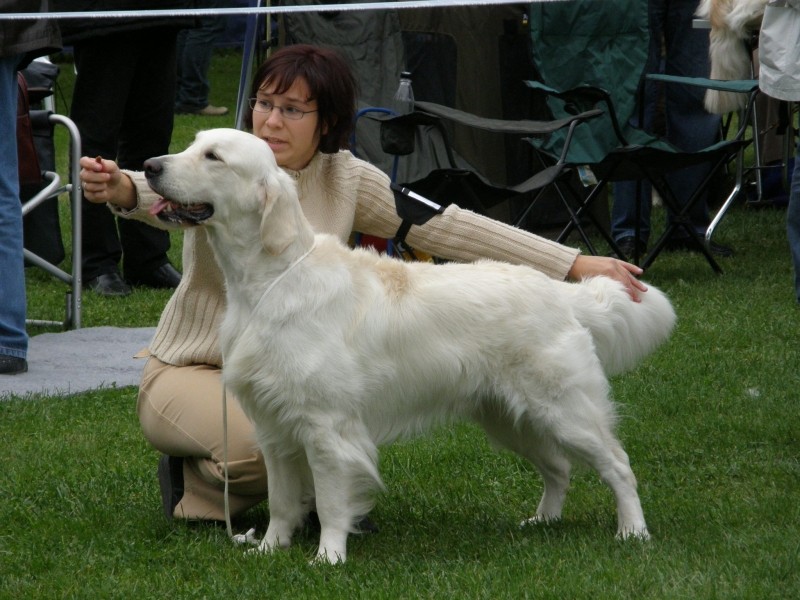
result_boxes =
[144,129,676,564]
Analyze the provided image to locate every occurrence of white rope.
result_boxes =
[1,0,567,21]
[223,385,258,546]
[223,241,316,546]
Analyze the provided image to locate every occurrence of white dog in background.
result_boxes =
[696,0,767,113]
[143,129,676,564]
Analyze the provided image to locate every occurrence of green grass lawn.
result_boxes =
[2,50,799,598]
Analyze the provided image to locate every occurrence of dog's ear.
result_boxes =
[258,171,310,255]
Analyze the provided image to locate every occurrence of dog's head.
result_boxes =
[144,128,285,226]
[144,128,308,255]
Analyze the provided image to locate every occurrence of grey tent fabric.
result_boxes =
[281,0,405,108]
[280,0,408,177]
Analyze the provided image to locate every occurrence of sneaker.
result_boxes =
[176,104,229,117]
[609,236,648,260]
[158,455,184,520]
[183,104,229,117]
[664,236,734,258]
[0,355,28,375]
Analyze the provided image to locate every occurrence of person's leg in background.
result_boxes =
[70,35,135,297]
[116,29,181,288]
[661,0,731,256]
[788,136,800,303]
[609,0,664,257]
[0,55,29,375]
[175,0,228,117]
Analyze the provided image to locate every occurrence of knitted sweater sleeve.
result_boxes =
[347,157,580,280]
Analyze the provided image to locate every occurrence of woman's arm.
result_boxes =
[351,159,646,300]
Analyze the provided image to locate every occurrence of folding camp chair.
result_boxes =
[18,61,82,329]
[525,0,760,273]
[352,100,601,259]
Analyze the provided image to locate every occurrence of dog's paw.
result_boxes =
[519,514,561,528]
[616,525,650,541]
[244,534,291,557]
[310,548,346,566]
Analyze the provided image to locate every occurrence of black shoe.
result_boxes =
[158,455,185,520]
[610,236,648,260]
[84,272,132,297]
[127,263,182,289]
[664,236,734,258]
[353,515,380,535]
[305,511,379,535]
[0,355,28,375]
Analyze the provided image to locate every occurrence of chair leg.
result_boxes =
[706,148,745,245]
[642,175,723,274]
[553,180,621,257]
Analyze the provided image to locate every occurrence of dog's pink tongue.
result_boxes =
[149,197,170,216]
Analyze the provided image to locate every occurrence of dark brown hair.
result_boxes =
[246,44,358,154]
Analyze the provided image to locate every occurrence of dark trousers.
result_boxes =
[175,0,226,112]
[71,29,178,281]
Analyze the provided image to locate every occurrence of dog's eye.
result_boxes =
[205,151,221,161]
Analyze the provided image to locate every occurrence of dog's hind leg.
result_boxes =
[304,427,382,564]
[542,390,649,540]
[475,407,571,525]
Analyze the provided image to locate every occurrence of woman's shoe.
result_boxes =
[157,455,185,520]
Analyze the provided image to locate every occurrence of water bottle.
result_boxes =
[392,71,414,115]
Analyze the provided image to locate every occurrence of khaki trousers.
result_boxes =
[137,356,268,520]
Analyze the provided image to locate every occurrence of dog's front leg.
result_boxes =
[255,448,307,554]
[310,475,351,565]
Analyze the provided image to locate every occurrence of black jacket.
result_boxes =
[1,0,62,68]
[51,0,196,44]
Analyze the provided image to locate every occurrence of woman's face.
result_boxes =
[252,77,323,171]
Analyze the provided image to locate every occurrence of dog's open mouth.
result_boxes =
[149,197,214,225]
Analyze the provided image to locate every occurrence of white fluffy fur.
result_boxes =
[144,129,677,564]
[696,0,767,113]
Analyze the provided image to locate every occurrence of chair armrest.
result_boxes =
[413,100,602,137]
[645,74,758,94]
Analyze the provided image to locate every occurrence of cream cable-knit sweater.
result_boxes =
[118,150,579,367]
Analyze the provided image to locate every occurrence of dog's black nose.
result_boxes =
[144,158,162,179]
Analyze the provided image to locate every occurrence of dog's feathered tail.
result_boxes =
[704,26,753,114]
[570,278,676,377]
[696,0,766,114]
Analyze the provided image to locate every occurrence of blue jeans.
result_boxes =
[789,137,800,303]
[175,0,226,112]
[0,55,28,359]
[611,0,722,242]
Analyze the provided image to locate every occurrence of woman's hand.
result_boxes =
[79,155,137,210]
[567,255,648,301]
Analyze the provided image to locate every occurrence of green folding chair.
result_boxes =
[525,0,759,272]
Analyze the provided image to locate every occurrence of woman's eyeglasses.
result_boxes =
[248,98,318,121]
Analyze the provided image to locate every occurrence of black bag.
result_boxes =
[16,72,41,187]
[18,61,65,267]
